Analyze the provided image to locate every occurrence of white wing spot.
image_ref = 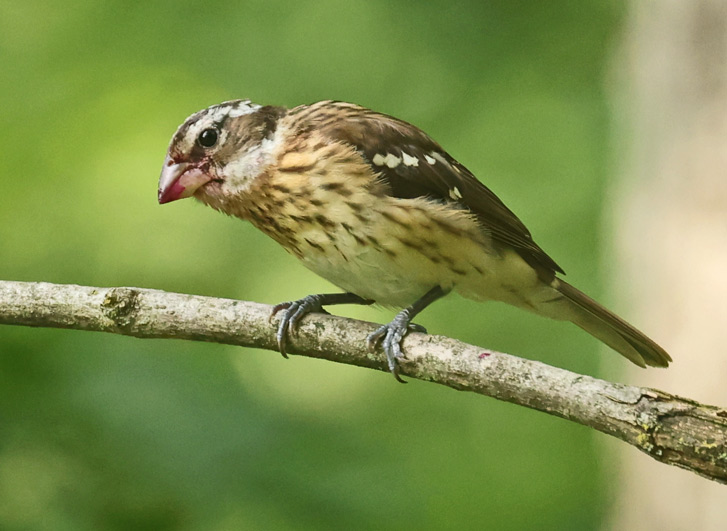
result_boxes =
[448,186,463,200]
[401,152,419,167]
[424,154,436,164]
[431,152,449,165]
[371,153,403,168]
[384,153,401,168]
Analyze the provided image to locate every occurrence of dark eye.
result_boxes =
[197,128,219,148]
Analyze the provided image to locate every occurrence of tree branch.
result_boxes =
[1,280,726,483]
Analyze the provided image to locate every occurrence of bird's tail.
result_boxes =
[544,279,671,368]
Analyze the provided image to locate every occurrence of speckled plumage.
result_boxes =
[159,99,671,379]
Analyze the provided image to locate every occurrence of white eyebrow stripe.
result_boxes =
[205,100,261,122]
[226,102,261,118]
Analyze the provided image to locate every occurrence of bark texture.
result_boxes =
[1,280,726,484]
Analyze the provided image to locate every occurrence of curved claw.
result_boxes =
[270,301,293,358]
[367,318,415,384]
[271,296,328,358]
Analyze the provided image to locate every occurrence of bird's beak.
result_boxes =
[158,156,213,204]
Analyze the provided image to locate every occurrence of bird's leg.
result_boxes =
[367,285,448,383]
[271,293,373,358]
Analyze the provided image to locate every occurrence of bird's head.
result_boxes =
[158,99,285,204]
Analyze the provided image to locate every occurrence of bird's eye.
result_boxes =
[197,128,219,148]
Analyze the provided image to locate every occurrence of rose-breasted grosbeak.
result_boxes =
[158,99,671,381]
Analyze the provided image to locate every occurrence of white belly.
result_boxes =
[299,242,446,307]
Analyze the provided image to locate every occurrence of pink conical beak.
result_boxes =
[158,155,213,204]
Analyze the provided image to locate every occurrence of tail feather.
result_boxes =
[553,280,671,368]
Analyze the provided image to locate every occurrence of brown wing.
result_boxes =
[300,101,564,281]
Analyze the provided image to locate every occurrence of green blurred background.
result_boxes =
[0,1,627,529]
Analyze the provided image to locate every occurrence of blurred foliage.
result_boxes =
[0,1,626,529]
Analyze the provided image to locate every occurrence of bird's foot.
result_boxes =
[271,295,329,358]
[367,313,426,383]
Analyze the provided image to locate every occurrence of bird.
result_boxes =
[158,99,671,381]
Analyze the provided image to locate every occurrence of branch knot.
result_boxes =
[102,287,139,331]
